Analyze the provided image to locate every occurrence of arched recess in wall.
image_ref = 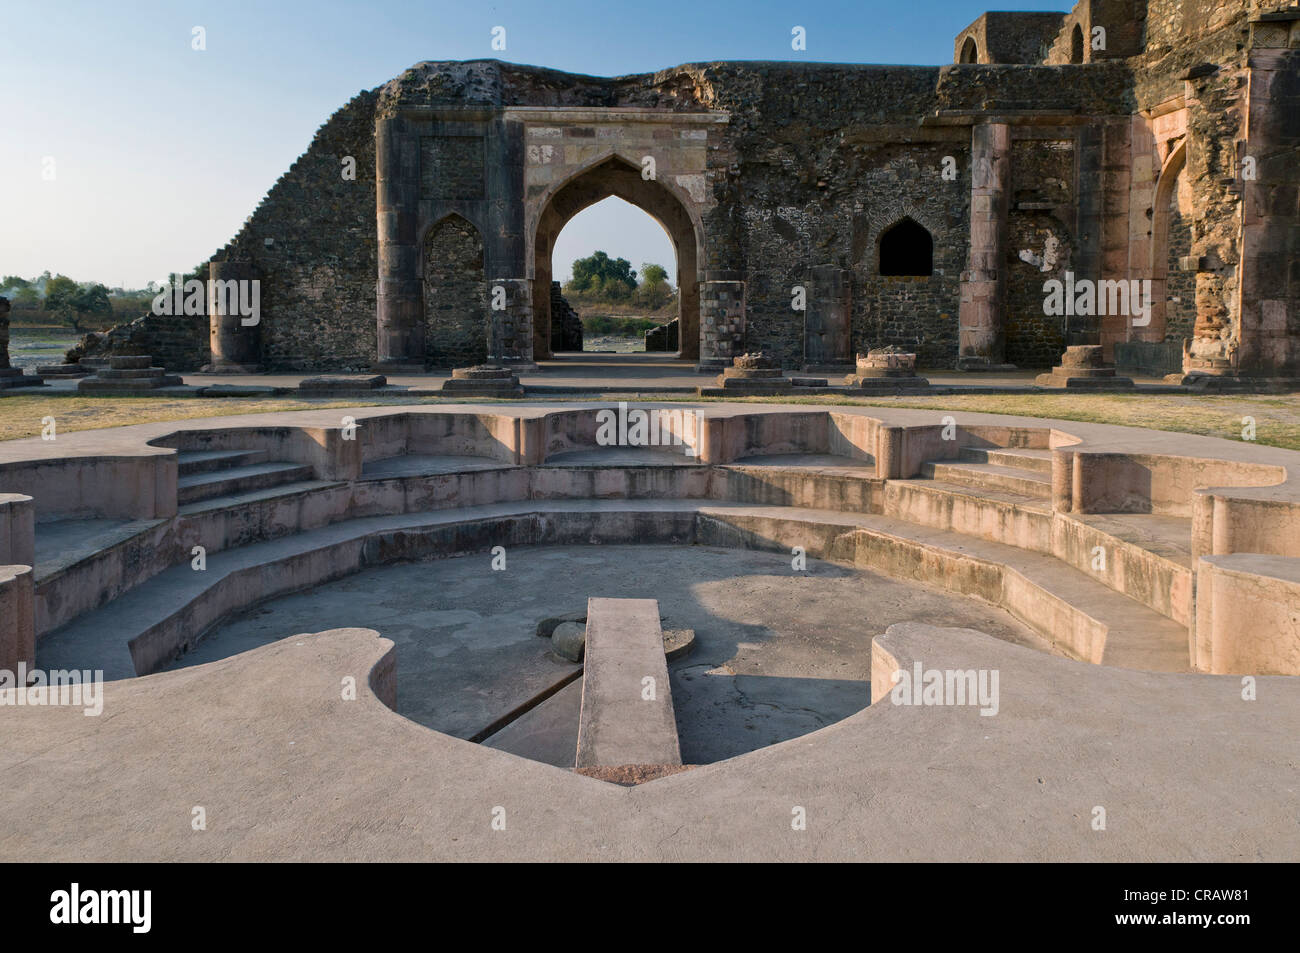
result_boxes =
[1070,25,1085,64]
[1147,141,1189,344]
[959,37,979,64]
[879,218,934,277]
[530,153,702,361]
[422,213,488,368]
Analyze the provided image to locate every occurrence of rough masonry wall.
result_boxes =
[1005,137,1078,367]
[1128,5,1255,369]
[695,63,1128,368]
[130,1,1287,375]
[72,308,209,371]
[423,216,488,368]
[1165,171,1197,341]
[211,91,379,371]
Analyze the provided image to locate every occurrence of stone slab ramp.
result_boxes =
[575,598,682,775]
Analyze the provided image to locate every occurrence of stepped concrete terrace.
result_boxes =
[2,401,1299,860]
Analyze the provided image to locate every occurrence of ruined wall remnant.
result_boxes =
[423,216,488,368]
[91,0,1294,378]
[549,283,583,353]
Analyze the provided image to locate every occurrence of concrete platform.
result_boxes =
[2,622,1297,861]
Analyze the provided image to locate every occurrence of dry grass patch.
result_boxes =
[4,390,1300,452]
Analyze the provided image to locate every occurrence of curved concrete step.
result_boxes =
[177,462,315,505]
[883,478,1054,553]
[920,460,1052,499]
[957,446,1053,474]
[176,449,271,476]
[884,477,1192,625]
[36,499,1190,681]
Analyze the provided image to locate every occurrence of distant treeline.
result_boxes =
[2,265,205,332]
[562,251,675,310]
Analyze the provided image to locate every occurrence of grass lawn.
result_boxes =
[2,390,1298,451]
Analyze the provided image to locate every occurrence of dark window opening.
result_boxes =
[1070,25,1084,64]
[959,37,979,64]
[879,219,933,277]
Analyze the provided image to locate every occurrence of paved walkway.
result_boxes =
[3,622,1295,861]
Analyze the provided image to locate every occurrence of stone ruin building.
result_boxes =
[115,0,1296,380]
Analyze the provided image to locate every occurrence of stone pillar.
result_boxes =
[0,296,10,370]
[958,122,1013,370]
[0,297,33,387]
[206,260,262,373]
[1072,123,1105,347]
[375,117,425,371]
[803,266,852,372]
[1234,27,1300,377]
[487,278,536,370]
[698,278,746,372]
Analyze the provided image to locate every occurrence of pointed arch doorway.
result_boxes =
[530,155,701,361]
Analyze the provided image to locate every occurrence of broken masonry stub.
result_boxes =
[715,351,792,393]
[441,363,524,398]
[1035,345,1135,390]
[77,354,182,393]
[733,351,777,370]
[854,347,920,377]
[843,347,930,393]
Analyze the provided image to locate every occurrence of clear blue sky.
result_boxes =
[0,0,1064,289]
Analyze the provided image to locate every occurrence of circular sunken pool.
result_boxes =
[168,543,1050,767]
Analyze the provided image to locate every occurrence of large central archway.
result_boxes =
[530,155,701,361]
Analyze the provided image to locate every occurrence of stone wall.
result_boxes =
[424,215,487,368]
[549,283,582,353]
[95,0,1290,376]
[955,12,1066,65]
[70,308,208,371]
[1165,172,1197,342]
[1005,136,1077,367]
[209,90,379,371]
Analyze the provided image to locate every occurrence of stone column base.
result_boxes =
[1035,368,1135,389]
[35,364,90,378]
[441,365,524,398]
[843,375,931,393]
[1035,345,1133,389]
[0,368,43,389]
[78,355,183,393]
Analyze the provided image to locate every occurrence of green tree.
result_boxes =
[640,263,669,286]
[634,262,673,309]
[569,251,636,294]
[44,276,111,332]
[43,274,78,312]
[1,276,31,291]
[69,283,114,331]
[13,287,40,308]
